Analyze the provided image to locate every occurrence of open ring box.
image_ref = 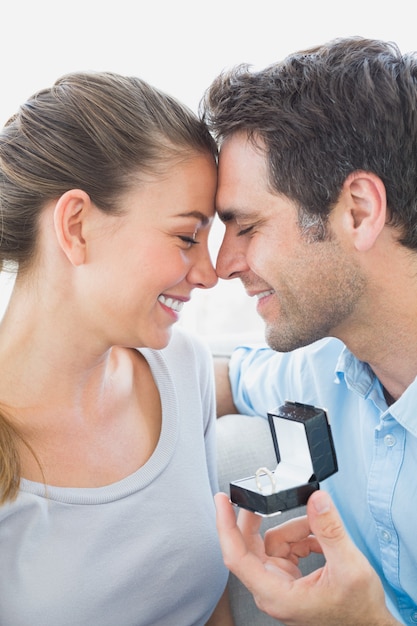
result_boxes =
[229,401,338,516]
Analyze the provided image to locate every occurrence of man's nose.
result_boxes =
[216,235,249,280]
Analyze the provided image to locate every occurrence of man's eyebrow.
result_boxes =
[176,211,210,225]
[217,207,258,224]
[216,209,237,224]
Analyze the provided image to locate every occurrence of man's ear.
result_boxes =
[341,171,387,252]
[53,189,91,266]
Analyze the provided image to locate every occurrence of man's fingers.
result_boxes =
[264,514,310,545]
[214,492,239,531]
[214,492,293,597]
[214,493,262,558]
[214,493,261,581]
[264,513,322,559]
[236,504,263,537]
[214,492,253,564]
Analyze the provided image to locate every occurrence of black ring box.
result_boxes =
[229,401,338,516]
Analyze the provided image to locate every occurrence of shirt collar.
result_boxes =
[335,345,417,436]
[334,345,376,397]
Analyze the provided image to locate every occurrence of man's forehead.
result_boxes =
[219,132,265,165]
[217,135,269,216]
[218,138,267,189]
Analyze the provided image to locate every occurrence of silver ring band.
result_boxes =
[255,466,276,494]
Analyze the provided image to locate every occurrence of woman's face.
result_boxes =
[83,152,218,349]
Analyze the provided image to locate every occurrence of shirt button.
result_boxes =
[381,530,392,543]
[384,434,396,447]
[410,610,417,622]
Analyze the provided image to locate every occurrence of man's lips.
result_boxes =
[246,289,275,301]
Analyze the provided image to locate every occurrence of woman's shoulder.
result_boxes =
[165,325,211,359]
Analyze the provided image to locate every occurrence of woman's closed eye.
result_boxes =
[178,234,200,248]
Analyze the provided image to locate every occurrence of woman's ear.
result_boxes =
[53,189,91,266]
[341,171,387,252]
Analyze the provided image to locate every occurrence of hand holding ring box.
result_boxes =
[229,401,338,516]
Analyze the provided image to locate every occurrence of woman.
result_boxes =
[0,72,233,625]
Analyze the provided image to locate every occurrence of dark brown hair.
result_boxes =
[201,36,417,246]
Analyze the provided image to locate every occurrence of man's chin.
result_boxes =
[264,325,304,353]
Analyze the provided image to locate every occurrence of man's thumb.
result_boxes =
[307,490,348,553]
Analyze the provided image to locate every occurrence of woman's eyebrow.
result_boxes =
[176,210,210,225]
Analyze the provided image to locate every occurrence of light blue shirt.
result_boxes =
[229,337,417,625]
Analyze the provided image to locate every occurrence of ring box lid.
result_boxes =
[229,401,338,516]
[268,400,338,483]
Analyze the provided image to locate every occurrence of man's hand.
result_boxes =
[214,490,402,626]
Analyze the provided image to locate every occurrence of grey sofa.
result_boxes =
[216,414,325,626]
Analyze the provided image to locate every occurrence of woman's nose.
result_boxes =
[188,248,218,289]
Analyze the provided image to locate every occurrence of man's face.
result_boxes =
[215,132,365,351]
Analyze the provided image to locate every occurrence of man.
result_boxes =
[201,37,417,625]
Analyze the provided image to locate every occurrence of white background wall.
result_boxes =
[0,0,414,339]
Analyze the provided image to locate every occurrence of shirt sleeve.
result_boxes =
[228,337,345,419]
[229,345,286,418]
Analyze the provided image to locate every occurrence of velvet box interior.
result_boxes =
[229,401,338,516]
